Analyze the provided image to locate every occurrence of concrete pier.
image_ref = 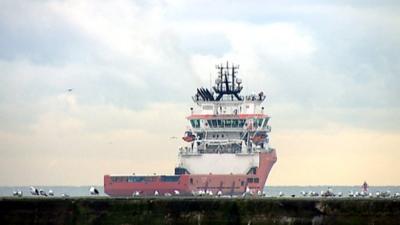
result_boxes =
[1,197,399,225]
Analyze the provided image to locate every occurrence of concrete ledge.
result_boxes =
[1,197,400,225]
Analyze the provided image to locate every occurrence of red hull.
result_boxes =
[104,150,277,197]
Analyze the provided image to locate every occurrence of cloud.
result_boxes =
[0,93,188,185]
[0,0,399,185]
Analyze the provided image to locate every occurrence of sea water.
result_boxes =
[1,186,399,197]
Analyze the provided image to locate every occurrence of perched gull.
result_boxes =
[13,190,23,197]
[30,186,39,196]
[39,189,47,197]
[90,187,99,195]
[48,190,54,196]
[61,193,69,198]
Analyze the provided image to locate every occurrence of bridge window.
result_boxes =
[190,120,200,128]
[254,178,259,183]
[239,119,245,127]
[225,119,232,127]
[258,119,263,127]
[253,119,263,128]
[263,118,269,127]
[232,119,238,127]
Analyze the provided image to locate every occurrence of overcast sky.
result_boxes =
[0,0,399,186]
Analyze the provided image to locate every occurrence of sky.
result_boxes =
[0,0,399,186]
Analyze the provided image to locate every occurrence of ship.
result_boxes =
[104,62,277,196]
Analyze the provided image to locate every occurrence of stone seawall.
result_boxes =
[1,197,399,225]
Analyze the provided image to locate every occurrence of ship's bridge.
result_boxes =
[180,62,272,157]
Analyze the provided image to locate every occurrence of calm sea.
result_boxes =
[1,186,399,197]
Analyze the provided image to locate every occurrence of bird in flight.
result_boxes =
[67,88,73,92]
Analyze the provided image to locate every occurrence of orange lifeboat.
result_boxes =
[182,131,196,142]
[251,133,267,144]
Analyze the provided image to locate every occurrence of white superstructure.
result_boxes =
[177,62,273,175]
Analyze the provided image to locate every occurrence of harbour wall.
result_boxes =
[1,197,400,225]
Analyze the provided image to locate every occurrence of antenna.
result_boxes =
[213,61,243,101]
[209,72,212,90]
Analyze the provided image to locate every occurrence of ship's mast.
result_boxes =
[194,62,243,102]
[214,62,243,101]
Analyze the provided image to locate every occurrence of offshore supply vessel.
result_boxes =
[104,62,277,196]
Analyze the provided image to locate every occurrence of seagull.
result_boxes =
[154,190,159,196]
[39,189,47,197]
[67,88,73,92]
[369,193,373,198]
[174,190,180,195]
[198,190,205,196]
[61,193,69,198]
[13,190,23,197]
[90,187,99,195]
[243,186,253,197]
[30,186,39,196]
[48,190,54,196]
